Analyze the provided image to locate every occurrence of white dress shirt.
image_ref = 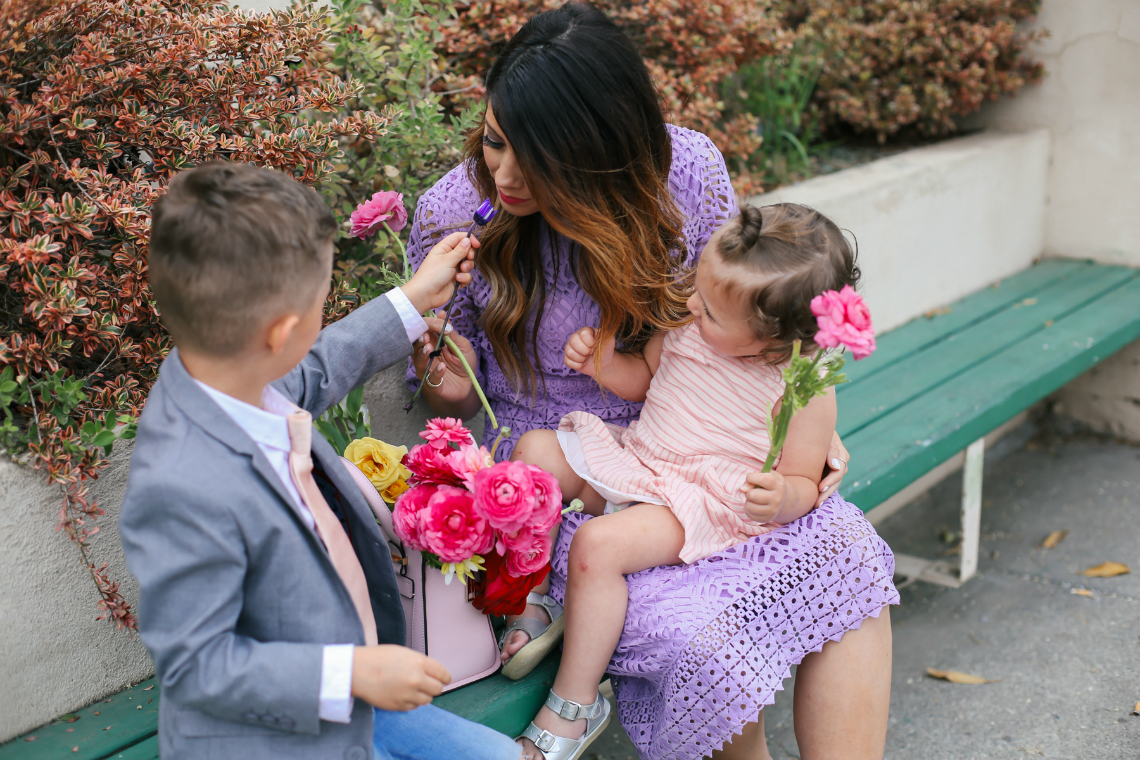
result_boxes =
[193,287,427,724]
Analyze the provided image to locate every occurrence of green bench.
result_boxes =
[5,258,1138,757]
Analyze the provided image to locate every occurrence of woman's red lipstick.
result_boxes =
[499,189,529,206]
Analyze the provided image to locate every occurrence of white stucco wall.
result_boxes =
[746,129,1051,333]
[962,0,1140,267]
[0,444,152,741]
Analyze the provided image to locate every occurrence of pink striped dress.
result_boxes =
[557,322,786,563]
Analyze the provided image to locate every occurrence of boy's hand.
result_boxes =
[351,645,451,712]
[741,471,787,524]
[564,327,614,378]
[401,232,478,315]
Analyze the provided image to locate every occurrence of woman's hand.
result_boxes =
[564,327,614,378]
[400,232,478,315]
[817,431,849,506]
[412,314,478,405]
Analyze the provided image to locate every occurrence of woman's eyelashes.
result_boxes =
[482,133,505,150]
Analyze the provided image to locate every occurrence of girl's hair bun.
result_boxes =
[738,204,765,250]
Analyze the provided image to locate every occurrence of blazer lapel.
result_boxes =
[158,349,323,543]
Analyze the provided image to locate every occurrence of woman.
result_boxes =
[405,5,897,759]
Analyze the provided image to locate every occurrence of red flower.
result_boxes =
[504,529,552,577]
[469,549,550,617]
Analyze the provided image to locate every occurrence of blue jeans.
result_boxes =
[373,704,520,760]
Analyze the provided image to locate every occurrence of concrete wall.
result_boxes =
[0,444,152,740]
[746,129,1051,334]
[960,0,1140,439]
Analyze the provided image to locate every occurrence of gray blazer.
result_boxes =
[120,295,412,760]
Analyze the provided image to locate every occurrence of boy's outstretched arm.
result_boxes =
[277,233,476,416]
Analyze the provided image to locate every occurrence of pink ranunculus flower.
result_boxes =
[472,460,536,533]
[504,529,553,577]
[810,285,877,360]
[420,485,494,563]
[392,484,437,552]
[447,444,495,490]
[526,465,562,533]
[404,443,464,487]
[350,191,408,239]
[420,417,475,450]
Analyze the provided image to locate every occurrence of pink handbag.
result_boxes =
[340,458,502,691]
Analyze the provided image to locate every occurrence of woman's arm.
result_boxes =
[742,387,837,525]
[564,329,665,403]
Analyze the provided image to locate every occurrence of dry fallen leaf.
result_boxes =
[1071,588,1095,597]
[1041,530,1068,549]
[924,306,952,318]
[926,668,999,684]
[143,685,155,691]
[1080,561,1131,578]
[23,736,36,742]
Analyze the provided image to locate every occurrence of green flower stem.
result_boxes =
[442,334,498,432]
[381,220,409,281]
[761,341,828,474]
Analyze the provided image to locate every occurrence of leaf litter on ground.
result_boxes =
[1080,561,1130,578]
[1071,588,1095,598]
[1041,530,1068,549]
[926,668,999,684]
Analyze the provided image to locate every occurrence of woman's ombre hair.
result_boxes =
[462,1,690,395]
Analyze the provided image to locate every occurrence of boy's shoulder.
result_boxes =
[123,365,257,525]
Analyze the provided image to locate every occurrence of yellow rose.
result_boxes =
[381,478,410,504]
[344,437,411,495]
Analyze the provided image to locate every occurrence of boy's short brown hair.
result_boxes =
[148,162,337,356]
[715,203,860,364]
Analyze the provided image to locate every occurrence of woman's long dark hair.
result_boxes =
[465,1,690,396]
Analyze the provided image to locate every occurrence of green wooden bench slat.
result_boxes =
[836,264,1138,437]
[0,679,159,760]
[434,649,560,738]
[839,259,1089,387]
[105,736,159,760]
[843,273,1140,511]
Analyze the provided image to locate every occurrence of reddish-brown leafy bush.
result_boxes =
[0,0,387,629]
[795,0,1046,140]
[436,0,786,195]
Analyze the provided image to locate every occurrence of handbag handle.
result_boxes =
[338,456,402,547]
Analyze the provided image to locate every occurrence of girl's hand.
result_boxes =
[400,232,478,314]
[412,314,477,404]
[742,471,787,524]
[564,327,615,378]
[816,431,849,506]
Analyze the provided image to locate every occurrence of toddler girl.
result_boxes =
[512,203,865,760]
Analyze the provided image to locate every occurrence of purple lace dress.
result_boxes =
[406,125,899,760]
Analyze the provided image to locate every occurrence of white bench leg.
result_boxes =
[958,437,985,582]
[892,436,986,588]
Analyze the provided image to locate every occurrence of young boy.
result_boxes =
[119,162,521,760]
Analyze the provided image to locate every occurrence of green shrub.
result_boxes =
[316,0,477,301]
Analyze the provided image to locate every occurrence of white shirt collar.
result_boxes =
[194,379,297,454]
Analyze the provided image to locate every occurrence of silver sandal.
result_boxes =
[499,591,564,680]
[517,690,611,760]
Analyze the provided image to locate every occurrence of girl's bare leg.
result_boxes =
[792,607,892,759]
[710,713,772,760]
[519,503,686,759]
[503,430,607,664]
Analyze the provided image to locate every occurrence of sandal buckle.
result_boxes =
[557,701,582,721]
[534,729,557,753]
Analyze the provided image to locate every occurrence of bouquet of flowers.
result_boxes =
[345,417,561,616]
[762,285,877,472]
